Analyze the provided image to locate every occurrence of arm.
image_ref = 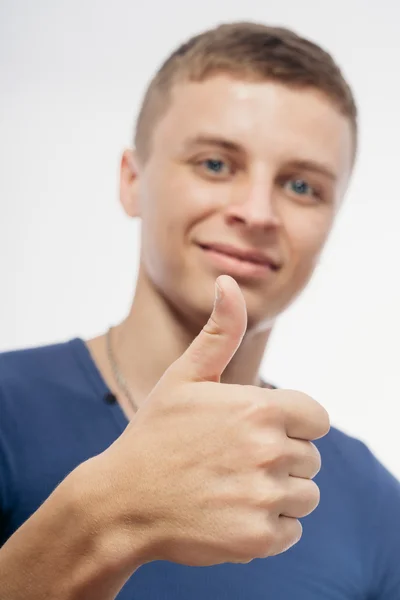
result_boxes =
[0,458,150,600]
[0,278,329,597]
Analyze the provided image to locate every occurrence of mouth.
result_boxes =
[197,243,281,279]
[198,243,280,269]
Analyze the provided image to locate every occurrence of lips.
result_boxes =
[197,243,280,271]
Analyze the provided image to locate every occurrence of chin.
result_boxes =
[246,307,279,334]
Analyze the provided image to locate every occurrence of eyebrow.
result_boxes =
[284,160,337,182]
[182,135,243,154]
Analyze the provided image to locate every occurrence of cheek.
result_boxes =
[287,210,334,271]
[142,166,221,243]
[140,175,181,238]
[139,173,201,275]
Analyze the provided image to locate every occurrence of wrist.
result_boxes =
[69,455,155,576]
[0,456,149,600]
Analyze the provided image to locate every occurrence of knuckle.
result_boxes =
[264,395,285,422]
[253,537,275,560]
[257,517,303,558]
[202,314,225,337]
[305,480,321,510]
[283,518,303,550]
[319,406,331,435]
[276,518,303,555]
[310,399,331,436]
[311,443,322,474]
[302,442,322,477]
[289,479,321,518]
[281,389,312,404]
[250,519,276,559]
[242,391,265,418]
[262,482,286,510]
[267,440,289,468]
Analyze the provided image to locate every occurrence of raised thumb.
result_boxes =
[170,275,248,383]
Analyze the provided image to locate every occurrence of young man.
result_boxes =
[0,21,399,600]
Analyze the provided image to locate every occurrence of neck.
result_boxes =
[87,268,273,410]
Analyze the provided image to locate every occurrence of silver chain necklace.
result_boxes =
[106,326,273,414]
[106,326,139,413]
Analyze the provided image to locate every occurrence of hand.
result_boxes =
[95,275,330,567]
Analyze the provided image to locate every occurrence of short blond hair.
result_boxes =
[134,22,357,160]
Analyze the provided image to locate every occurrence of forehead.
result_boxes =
[152,76,354,176]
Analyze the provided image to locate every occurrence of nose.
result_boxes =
[224,177,281,231]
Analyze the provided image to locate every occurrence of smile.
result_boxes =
[197,243,280,280]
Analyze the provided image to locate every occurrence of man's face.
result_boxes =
[124,76,354,330]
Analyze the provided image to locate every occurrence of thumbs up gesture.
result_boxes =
[95,275,330,568]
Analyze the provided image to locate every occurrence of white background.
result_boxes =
[1,1,399,478]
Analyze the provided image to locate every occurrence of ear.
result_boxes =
[119,148,141,218]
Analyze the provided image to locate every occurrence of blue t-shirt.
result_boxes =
[0,338,399,599]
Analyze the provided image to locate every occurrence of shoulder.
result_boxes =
[320,425,399,487]
[0,338,89,429]
[0,337,88,396]
[0,340,77,512]
[318,427,400,596]
[323,425,398,482]
[317,425,400,524]
[0,338,80,382]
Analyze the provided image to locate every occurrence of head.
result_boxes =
[120,22,357,331]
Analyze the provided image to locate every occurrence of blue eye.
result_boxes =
[284,178,320,200]
[289,179,312,195]
[204,159,226,173]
